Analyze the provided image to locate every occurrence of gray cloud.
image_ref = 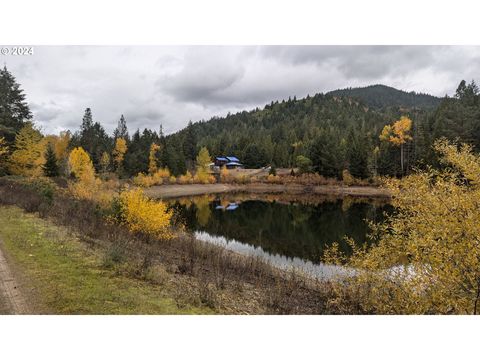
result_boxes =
[3,46,480,135]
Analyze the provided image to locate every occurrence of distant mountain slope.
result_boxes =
[167,92,395,170]
[327,84,442,110]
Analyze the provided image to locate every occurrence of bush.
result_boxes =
[269,165,277,176]
[20,177,57,204]
[295,155,312,174]
[133,172,156,187]
[194,168,215,184]
[342,169,355,186]
[266,174,282,183]
[178,171,194,184]
[114,188,173,239]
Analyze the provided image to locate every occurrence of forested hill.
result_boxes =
[168,92,396,175]
[327,84,442,110]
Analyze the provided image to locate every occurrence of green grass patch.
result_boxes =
[0,205,211,314]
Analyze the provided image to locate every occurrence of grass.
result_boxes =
[0,205,212,314]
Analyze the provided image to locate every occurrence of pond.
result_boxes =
[167,194,392,278]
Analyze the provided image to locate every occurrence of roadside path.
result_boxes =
[0,238,28,314]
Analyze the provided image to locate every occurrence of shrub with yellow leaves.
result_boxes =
[220,166,231,182]
[133,172,155,187]
[342,169,355,186]
[178,171,194,184]
[114,188,172,239]
[193,168,215,184]
[325,138,480,314]
[152,168,170,184]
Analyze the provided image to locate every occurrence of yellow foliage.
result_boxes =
[326,139,480,314]
[133,168,171,187]
[45,131,71,163]
[152,168,170,185]
[192,195,211,227]
[8,123,45,176]
[116,188,172,238]
[148,143,160,175]
[196,147,211,172]
[178,171,194,184]
[342,169,354,186]
[194,168,215,184]
[68,177,115,207]
[100,152,111,173]
[169,175,176,184]
[133,172,156,187]
[234,174,251,184]
[220,166,230,182]
[67,147,116,207]
[68,147,95,182]
[380,116,413,146]
[113,138,127,169]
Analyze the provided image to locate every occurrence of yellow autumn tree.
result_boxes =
[8,123,45,176]
[53,131,71,166]
[38,131,71,176]
[100,151,111,173]
[116,188,172,238]
[148,143,160,175]
[380,116,413,174]
[325,139,480,314]
[112,137,127,173]
[195,147,215,184]
[68,147,95,182]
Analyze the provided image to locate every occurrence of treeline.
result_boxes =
[327,84,442,110]
[1,64,480,181]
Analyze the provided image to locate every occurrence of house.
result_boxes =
[214,156,243,169]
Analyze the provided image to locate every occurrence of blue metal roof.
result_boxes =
[215,157,228,161]
[226,156,240,162]
[226,162,242,166]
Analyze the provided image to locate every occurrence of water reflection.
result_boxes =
[168,194,392,276]
[195,231,349,279]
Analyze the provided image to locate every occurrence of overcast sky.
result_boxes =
[4,46,480,135]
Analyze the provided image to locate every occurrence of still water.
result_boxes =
[167,194,391,277]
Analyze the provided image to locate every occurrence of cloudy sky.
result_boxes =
[4,46,480,135]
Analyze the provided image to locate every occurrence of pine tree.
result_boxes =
[71,108,111,170]
[42,143,59,177]
[80,108,93,134]
[0,66,32,143]
[183,120,197,167]
[113,114,129,140]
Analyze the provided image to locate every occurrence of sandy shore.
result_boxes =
[144,183,391,199]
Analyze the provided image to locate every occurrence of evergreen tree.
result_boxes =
[183,120,197,168]
[0,66,33,144]
[347,130,370,179]
[71,108,111,170]
[42,143,59,177]
[113,114,129,140]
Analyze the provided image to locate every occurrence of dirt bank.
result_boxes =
[144,183,391,199]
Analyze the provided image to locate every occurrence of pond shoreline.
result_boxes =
[144,183,391,199]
